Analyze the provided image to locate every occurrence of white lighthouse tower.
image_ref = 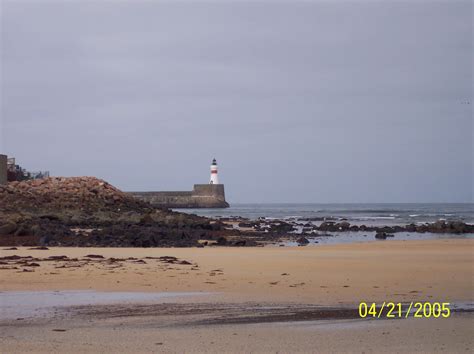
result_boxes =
[210,158,220,184]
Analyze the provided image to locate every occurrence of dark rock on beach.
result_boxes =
[337,221,351,230]
[318,221,337,232]
[267,221,296,234]
[416,220,473,234]
[216,237,228,246]
[375,232,394,240]
[297,237,310,246]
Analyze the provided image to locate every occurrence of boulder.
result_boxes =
[337,221,351,230]
[318,221,337,231]
[375,232,386,239]
[375,232,394,240]
[297,237,310,246]
[238,222,256,228]
[448,221,469,234]
[139,213,154,225]
[268,221,295,233]
[0,222,17,235]
[216,236,228,245]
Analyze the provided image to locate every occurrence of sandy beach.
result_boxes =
[3,0,473,351]
[1,239,473,353]
[1,239,472,304]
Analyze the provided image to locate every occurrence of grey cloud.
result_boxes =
[1,0,472,202]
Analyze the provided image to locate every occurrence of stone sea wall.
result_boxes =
[130,184,229,209]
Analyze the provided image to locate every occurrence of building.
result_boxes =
[0,154,7,185]
[5,156,50,182]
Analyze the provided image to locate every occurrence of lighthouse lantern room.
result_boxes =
[210,158,220,184]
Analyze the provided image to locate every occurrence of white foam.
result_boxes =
[353,216,396,220]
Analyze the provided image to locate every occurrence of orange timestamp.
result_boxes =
[359,302,451,318]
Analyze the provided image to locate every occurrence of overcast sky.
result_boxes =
[1,0,472,203]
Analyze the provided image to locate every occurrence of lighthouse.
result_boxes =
[130,157,228,208]
[210,158,220,184]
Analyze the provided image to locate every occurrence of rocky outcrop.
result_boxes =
[315,220,473,234]
[0,177,148,213]
[230,216,474,236]
[0,177,236,247]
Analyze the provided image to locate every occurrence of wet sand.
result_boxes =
[0,239,473,352]
[1,306,472,353]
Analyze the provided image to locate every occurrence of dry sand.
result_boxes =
[1,239,472,304]
[1,239,473,353]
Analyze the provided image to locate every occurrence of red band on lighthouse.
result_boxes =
[210,158,220,184]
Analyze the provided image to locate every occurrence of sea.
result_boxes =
[176,203,474,227]
[176,203,474,245]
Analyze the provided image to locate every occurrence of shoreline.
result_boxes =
[2,179,472,248]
